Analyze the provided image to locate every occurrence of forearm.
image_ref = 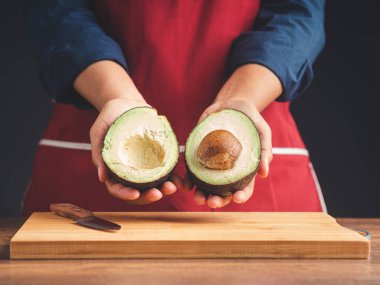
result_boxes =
[74,60,145,111]
[228,1,324,102]
[215,64,282,112]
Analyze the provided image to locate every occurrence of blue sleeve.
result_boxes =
[24,0,128,108]
[228,0,325,101]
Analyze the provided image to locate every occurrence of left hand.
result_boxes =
[182,96,273,208]
[183,64,281,208]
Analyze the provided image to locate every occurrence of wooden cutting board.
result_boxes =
[10,212,370,259]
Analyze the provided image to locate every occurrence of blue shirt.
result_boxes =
[24,0,325,108]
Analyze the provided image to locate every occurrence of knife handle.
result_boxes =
[50,203,94,220]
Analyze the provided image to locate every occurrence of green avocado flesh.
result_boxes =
[185,109,261,195]
[102,107,179,189]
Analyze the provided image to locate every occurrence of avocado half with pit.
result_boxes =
[102,107,179,190]
[185,109,261,196]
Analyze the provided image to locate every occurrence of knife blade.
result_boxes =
[50,203,121,231]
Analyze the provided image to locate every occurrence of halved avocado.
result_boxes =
[185,109,261,196]
[102,107,179,190]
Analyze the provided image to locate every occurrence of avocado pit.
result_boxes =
[198,130,242,170]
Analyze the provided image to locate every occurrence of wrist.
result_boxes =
[103,96,148,110]
[213,93,254,108]
[97,89,146,111]
[215,64,282,112]
[74,60,146,111]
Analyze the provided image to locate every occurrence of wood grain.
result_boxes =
[0,218,25,259]
[10,212,369,259]
[0,218,379,285]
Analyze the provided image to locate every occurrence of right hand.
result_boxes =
[90,97,182,205]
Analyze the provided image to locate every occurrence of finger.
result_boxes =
[194,189,207,205]
[136,188,163,203]
[159,181,177,196]
[256,121,272,178]
[90,117,110,182]
[97,164,109,183]
[121,188,164,205]
[198,103,221,123]
[105,179,141,201]
[258,148,271,178]
[90,117,108,167]
[170,174,183,192]
[183,174,195,192]
[207,194,232,208]
[232,178,255,204]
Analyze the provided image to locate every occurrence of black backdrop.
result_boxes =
[1,1,379,217]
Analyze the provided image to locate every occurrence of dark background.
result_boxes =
[1,1,379,217]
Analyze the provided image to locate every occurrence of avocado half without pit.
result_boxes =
[102,107,179,190]
[185,109,261,196]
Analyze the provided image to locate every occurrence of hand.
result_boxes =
[74,61,182,205]
[182,64,280,208]
[90,97,183,205]
[183,97,273,208]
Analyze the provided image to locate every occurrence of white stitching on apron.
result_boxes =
[309,162,327,213]
[39,139,91,150]
[39,139,310,156]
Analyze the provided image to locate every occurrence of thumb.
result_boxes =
[198,103,221,123]
[90,117,110,182]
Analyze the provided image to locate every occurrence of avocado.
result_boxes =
[185,109,261,196]
[102,107,179,190]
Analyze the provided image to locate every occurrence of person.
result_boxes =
[22,0,326,216]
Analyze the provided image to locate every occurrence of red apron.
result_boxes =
[22,0,325,216]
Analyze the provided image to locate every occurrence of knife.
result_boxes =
[50,203,121,231]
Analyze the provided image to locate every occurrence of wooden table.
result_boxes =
[0,218,379,285]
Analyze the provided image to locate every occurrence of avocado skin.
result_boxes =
[114,172,172,190]
[185,164,258,197]
[105,147,178,190]
[106,163,173,190]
